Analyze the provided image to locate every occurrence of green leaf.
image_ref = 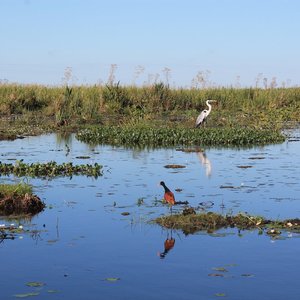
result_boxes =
[14,292,40,298]
[25,282,45,287]
[104,277,120,282]
[212,267,228,272]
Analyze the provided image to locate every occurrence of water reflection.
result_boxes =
[56,132,73,147]
[197,151,212,177]
[158,230,175,259]
[0,216,45,245]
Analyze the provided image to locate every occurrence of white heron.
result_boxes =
[195,100,217,128]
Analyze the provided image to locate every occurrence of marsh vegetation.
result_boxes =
[0,161,102,178]
[0,80,300,299]
[154,211,300,235]
[0,82,299,145]
[0,131,299,299]
[0,182,44,216]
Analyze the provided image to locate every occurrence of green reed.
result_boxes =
[0,83,299,130]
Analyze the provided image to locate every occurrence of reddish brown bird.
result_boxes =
[159,237,176,259]
[160,181,176,206]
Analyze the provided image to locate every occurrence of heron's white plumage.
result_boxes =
[195,110,208,127]
[195,100,216,128]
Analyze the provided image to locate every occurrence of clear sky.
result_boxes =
[1,0,299,88]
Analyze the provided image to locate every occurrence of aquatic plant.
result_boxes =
[154,211,300,235]
[76,126,285,147]
[0,182,33,197]
[0,160,103,178]
[0,182,45,216]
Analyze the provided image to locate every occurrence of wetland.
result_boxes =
[0,83,300,299]
[0,130,300,300]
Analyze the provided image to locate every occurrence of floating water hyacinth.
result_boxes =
[76,126,285,147]
[0,160,103,178]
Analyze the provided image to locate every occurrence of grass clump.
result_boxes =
[0,183,45,216]
[0,160,103,178]
[76,125,285,147]
[0,182,33,198]
[154,211,300,235]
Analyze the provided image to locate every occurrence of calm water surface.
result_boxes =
[0,131,299,299]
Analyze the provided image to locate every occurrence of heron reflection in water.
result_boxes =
[158,230,175,259]
[197,151,212,178]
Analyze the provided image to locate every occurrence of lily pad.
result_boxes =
[26,282,45,287]
[104,277,120,282]
[164,164,186,169]
[208,273,224,277]
[219,185,235,189]
[121,212,130,216]
[212,267,228,272]
[215,293,226,297]
[14,292,40,298]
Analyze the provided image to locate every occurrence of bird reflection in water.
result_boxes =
[197,151,212,178]
[158,230,175,259]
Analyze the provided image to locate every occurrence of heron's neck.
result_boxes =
[206,101,212,113]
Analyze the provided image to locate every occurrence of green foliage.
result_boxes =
[0,182,33,198]
[55,85,73,123]
[0,83,300,130]
[103,82,132,113]
[0,160,103,178]
[154,211,300,235]
[76,125,285,147]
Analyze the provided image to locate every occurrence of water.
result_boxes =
[0,132,300,299]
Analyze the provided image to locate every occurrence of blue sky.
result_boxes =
[1,0,299,87]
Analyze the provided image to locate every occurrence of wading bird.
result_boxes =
[195,100,217,128]
[158,231,175,259]
[160,181,176,210]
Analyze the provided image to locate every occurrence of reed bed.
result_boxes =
[0,83,299,130]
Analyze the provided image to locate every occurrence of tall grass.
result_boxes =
[0,182,33,198]
[0,82,299,129]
